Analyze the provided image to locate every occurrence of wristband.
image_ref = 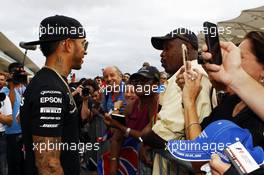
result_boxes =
[186,122,200,131]
[138,136,143,143]
[110,157,118,161]
[124,127,131,137]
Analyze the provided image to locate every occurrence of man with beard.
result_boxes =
[20,15,88,175]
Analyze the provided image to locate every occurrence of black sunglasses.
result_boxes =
[83,40,88,52]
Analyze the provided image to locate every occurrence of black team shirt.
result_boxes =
[20,67,80,175]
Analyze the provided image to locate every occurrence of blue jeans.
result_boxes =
[0,134,7,175]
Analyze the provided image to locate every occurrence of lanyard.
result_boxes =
[43,66,77,108]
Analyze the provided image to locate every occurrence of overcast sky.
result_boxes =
[1,0,263,79]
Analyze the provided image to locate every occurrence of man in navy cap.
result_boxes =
[139,28,214,174]
[20,15,88,175]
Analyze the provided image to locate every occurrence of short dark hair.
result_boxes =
[82,78,99,91]
[244,31,264,65]
[8,62,23,73]
[40,41,61,57]
[94,76,102,80]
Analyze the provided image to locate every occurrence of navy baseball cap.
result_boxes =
[151,28,198,50]
[25,15,86,46]
[167,120,264,164]
[130,66,160,82]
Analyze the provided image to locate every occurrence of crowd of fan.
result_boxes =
[0,29,264,175]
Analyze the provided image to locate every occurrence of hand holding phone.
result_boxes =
[203,21,222,65]
[111,113,126,126]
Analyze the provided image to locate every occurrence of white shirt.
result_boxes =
[152,60,215,141]
[0,96,12,132]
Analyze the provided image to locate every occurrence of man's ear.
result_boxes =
[186,42,198,60]
[62,39,74,53]
[188,48,198,61]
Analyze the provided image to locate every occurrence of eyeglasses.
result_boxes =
[82,40,89,52]
[62,39,89,52]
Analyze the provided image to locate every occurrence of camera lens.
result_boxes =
[82,87,90,96]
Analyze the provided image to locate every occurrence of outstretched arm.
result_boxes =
[202,41,264,121]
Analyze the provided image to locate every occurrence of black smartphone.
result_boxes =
[111,113,126,126]
[203,21,222,65]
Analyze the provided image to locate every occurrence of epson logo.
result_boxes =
[40,97,62,104]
